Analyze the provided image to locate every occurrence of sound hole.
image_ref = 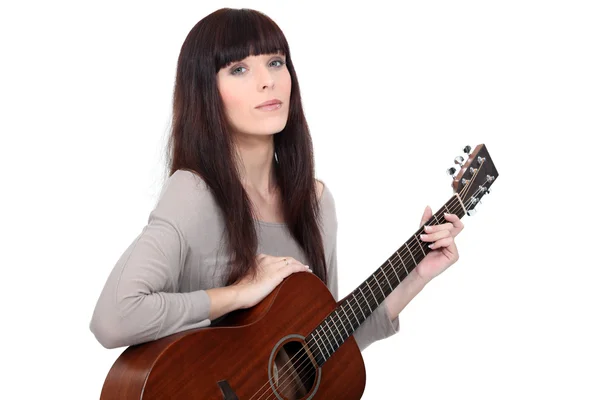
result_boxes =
[271,340,317,399]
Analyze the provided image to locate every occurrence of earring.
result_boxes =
[274,151,279,164]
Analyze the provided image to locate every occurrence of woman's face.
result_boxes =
[217,53,292,138]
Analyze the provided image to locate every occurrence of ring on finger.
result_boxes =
[282,257,289,266]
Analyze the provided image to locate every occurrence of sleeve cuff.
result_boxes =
[353,299,401,351]
[379,299,400,338]
[189,289,212,323]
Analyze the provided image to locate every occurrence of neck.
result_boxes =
[233,134,277,195]
[306,193,467,366]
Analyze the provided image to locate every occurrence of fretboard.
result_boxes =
[306,194,466,366]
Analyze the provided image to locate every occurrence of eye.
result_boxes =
[231,65,246,75]
[229,58,286,76]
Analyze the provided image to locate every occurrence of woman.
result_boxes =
[90,7,463,354]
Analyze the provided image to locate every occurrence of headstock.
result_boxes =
[449,144,499,216]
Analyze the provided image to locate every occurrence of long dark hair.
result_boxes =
[165,8,327,286]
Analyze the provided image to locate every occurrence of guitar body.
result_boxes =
[101,271,366,399]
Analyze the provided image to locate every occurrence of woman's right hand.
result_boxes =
[233,254,312,309]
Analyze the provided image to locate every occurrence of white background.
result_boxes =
[1,0,599,399]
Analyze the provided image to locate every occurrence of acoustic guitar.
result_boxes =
[101,143,498,399]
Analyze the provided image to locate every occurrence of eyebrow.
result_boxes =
[233,54,285,63]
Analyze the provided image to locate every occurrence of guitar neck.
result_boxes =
[306,194,467,366]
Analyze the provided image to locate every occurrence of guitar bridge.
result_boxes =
[217,380,239,400]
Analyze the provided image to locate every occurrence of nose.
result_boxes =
[256,65,275,91]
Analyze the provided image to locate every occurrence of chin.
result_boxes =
[256,119,289,135]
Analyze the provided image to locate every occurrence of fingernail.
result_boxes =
[428,244,434,248]
[424,225,430,231]
[308,269,313,273]
[305,265,310,269]
[420,234,425,239]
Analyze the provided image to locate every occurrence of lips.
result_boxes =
[256,99,282,108]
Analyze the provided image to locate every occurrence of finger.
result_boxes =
[444,213,464,231]
[420,229,451,242]
[277,256,303,267]
[275,257,308,271]
[280,262,311,278]
[428,236,454,249]
[263,255,293,265]
[420,205,432,227]
[423,223,453,233]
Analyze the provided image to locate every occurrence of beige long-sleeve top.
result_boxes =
[90,169,399,351]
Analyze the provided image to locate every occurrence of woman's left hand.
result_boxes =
[415,205,464,283]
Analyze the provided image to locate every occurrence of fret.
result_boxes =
[444,204,451,215]
[405,243,417,265]
[388,259,401,283]
[365,280,378,307]
[359,286,373,313]
[323,319,337,349]
[348,296,362,328]
[352,292,367,320]
[396,250,409,275]
[382,265,393,292]
[414,234,426,256]
[373,275,386,299]
[310,342,324,365]
[341,301,358,330]
[333,309,350,344]
[432,213,440,225]
[334,309,348,338]
[318,328,332,357]
[313,329,329,359]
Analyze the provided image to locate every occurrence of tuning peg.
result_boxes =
[454,156,465,166]
[447,167,457,176]
[467,208,477,216]
[463,145,472,154]
[479,185,491,195]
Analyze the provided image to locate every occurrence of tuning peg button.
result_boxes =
[447,167,457,176]
[463,145,472,154]
[454,156,465,166]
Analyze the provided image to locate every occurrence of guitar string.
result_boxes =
[248,205,465,400]
[249,183,483,400]
[251,176,489,400]
[256,193,478,400]
[251,181,486,400]
[268,165,491,400]
[265,187,487,400]
[253,195,477,400]
[268,172,491,400]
